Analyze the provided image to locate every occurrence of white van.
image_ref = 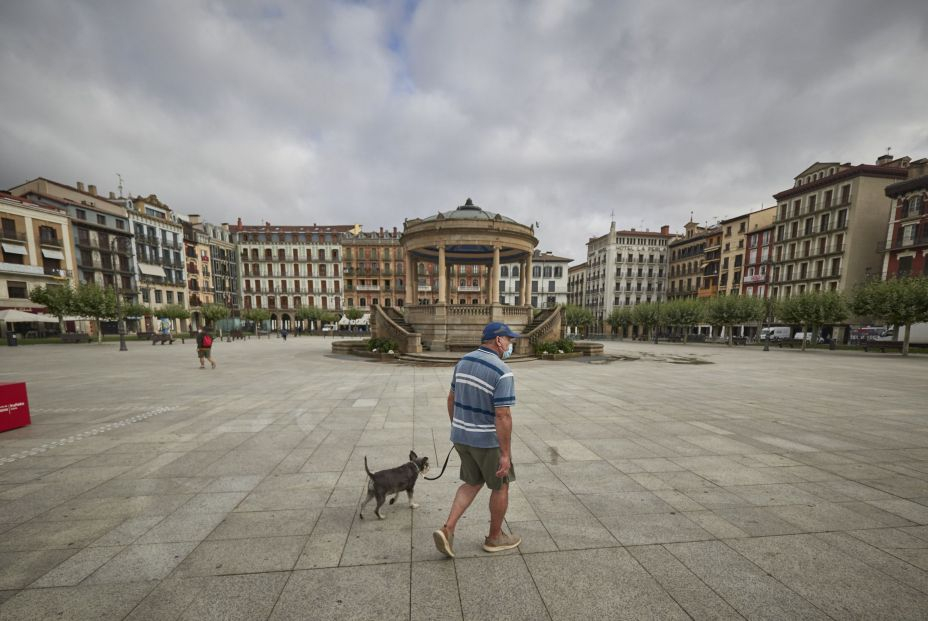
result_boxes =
[759,326,790,341]
[794,332,825,343]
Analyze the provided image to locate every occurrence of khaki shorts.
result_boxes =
[454,443,515,490]
[197,347,212,359]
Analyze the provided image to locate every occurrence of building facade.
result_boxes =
[11,179,136,303]
[341,226,405,309]
[668,221,710,300]
[882,158,928,279]
[192,218,240,316]
[500,250,571,307]
[584,222,673,325]
[742,224,775,298]
[770,155,910,299]
[567,262,586,307]
[183,219,214,329]
[232,220,355,327]
[697,227,723,298]
[126,194,186,330]
[718,207,776,296]
[0,193,75,311]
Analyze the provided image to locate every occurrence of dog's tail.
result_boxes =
[364,456,375,479]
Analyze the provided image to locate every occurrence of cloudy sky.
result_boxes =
[1,1,927,261]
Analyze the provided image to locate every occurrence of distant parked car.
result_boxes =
[793,332,825,344]
[759,326,791,341]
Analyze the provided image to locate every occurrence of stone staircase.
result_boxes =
[384,307,416,334]
[523,307,556,335]
[397,351,537,366]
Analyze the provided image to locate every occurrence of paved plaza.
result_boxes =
[0,337,927,620]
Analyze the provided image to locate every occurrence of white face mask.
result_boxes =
[502,342,513,359]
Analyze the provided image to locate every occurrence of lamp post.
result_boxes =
[111,238,128,352]
[653,293,661,344]
[763,296,771,352]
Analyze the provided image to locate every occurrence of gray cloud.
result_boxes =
[1,0,926,261]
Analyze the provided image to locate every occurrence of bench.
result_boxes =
[230,330,248,340]
[60,333,91,344]
[136,331,154,340]
[151,333,175,345]
[863,340,904,353]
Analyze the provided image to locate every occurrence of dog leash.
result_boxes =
[424,445,455,481]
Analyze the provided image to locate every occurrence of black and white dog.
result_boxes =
[359,451,430,519]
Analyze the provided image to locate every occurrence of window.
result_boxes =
[554,267,562,277]
[154,290,163,303]
[500,266,509,277]
[499,280,505,292]
[97,214,106,225]
[548,281,555,292]
[7,281,27,298]
[532,266,541,277]
[76,209,86,220]
[166,291,174,303]
[840,185,850,204]
[116,220,125,230]
[836,209,847,228]
[808,195,816,212]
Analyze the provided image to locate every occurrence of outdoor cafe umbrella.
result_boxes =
[0,309,58,323]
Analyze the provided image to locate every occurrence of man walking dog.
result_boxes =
[433,322,522,558]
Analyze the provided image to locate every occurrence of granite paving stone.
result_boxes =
[1,336,926,619]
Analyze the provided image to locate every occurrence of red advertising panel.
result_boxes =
[0,382,31,432]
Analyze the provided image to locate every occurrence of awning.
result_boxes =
[1,242,27,255]
[139,263,167,277]
[41,248,65,260]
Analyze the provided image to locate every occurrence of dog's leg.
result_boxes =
[389,492,400,505]
[374,492,387,519]
[359,489,375,519]
[406,489,419,509]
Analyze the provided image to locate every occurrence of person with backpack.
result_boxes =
[196,326,216,369]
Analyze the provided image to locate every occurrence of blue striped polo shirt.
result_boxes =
[449,346,516,448]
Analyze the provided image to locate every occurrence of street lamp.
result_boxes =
[763,296,771,352]
[111,238,128,352]
[653,293,661,344]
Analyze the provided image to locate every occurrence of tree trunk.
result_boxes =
[800,322,807,351]
[683,327,689,344]
[903,323,911,356]
[727,324,733,347]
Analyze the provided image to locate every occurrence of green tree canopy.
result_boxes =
[71,282,117,342]
[344,308,364,320]
[606,307,633,338]
[564,304,594,334]
[850,276,928,355]
[776,291,847,351]
[156,304,191,320]
[241,308,271,334]
[631,302,661,339]
[29,283,74,331]
[662,299,704,344]
[200,303,231,326]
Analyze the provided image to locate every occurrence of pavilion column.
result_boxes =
[438,245,447,304]
[490,246,500,304]
[405,256,415,305]
[518,258,527,305]
[524,252,533,307]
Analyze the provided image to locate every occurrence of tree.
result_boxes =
[29,283,74,332]
[662,299,704,344]
[606,307,633,338]
[122,302,152,332]
[564,304,594,337]
[296,306,321,331]
[71,282,116,343]
[344,308,363,332]
[631,302,661,340]
[241,308,271,335]
[200,303,231,327]
[776,291,846,351]
[850,276,928,355]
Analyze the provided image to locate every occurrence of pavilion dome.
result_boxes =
[420,198,519,224]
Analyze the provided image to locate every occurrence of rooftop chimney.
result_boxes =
[88,184,97,195]
[236,217,243,226]
[108,191,116,199]
[876,154,893,166]
[76,181,85,191]
[660,225,670,235]
[189,214,201,225]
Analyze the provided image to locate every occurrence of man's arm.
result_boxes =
[447,390,454,422]
[495,406,512,477]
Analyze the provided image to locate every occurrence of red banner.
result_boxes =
[0,382,31,432]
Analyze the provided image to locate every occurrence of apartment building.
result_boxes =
[341,226,405,309]
[769,155,910,299]
[232,220,356,326]
[10,179,136,302]
[0,193,75,311]
[697,228,723,297]
[566,262,586,307]
[583,222,673,325]
[126,194,186,329]
[717,207,776,296]
[742,224,775,298]
[192,217,240,314]
[668,221,710,300]
[499,250,571,307]
[882,158,928,278]
[182,219,214,328]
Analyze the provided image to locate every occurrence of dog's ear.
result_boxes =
[409,450,418,461]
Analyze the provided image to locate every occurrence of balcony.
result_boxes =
[456,285,482,292]
[417,284,436,292]
[1,231,27,242]
[742,273,766,284]
[356,284,381,291]
[0,262,45,277]
[879,235,928,252]
[39,237,63,248]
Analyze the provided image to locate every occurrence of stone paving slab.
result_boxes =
[0,337,927,619]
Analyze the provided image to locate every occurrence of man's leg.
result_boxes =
[488,483,509,539]
[444,482,482,535]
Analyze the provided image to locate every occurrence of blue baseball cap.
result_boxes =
[482,322,520,341]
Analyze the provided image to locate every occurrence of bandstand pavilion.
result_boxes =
[371,199,563,353]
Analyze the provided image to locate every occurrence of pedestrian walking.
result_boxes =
[196,326,216,369]
[280,327,288,341]
[433,322,522,558]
